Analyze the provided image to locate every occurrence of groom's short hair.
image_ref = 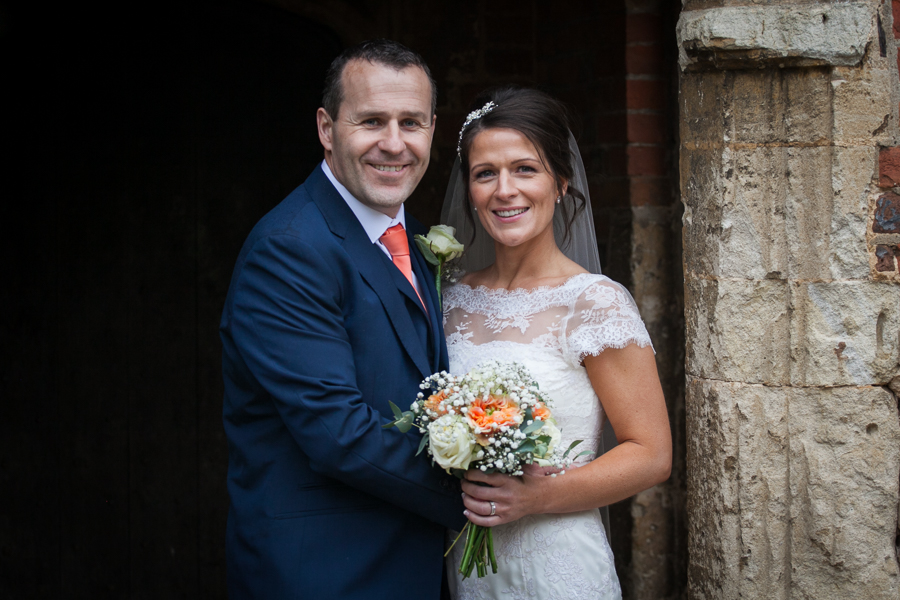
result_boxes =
[322,39,437,119]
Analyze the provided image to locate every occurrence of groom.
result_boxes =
[220,40,466,598]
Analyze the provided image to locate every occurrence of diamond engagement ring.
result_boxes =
[489,501,496,516]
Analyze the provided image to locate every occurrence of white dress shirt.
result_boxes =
[321,161,421,294]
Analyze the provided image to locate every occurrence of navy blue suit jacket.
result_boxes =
[220,165,466,599]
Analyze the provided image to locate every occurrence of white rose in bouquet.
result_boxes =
[541,420,562,454]
[428,414,477,471]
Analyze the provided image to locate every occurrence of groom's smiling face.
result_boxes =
[317,60,435,218]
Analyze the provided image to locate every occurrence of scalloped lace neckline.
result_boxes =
[455,272,594,296]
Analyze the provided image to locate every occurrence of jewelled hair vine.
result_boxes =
[457,101,497,159]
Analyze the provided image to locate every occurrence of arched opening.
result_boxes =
[4,1,686,597]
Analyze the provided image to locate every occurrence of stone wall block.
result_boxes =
[632,205,674,327]
[729,68,832,144]
[832,145,878,278]
[720,147,788,279]
[783,67,833,144]
[688,379,900,599]
[687,379,792,599]
[788,386,900,598]
[732,71,785,144]
[785,146,834,280]
[681,70,731,146]
[681,148,726,278]
[685,277,791,384]
[833,41,895,146]
[677,4,876,71]
[784,145,875,280]
[686,376,740,600]
[790,281,900,386]
[733,383,791,599]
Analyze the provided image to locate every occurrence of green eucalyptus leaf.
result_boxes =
[574,450,593,459]
[562,439,583,459]
[535,443,548,457]
[416,431,430,455]
[522,420,544,435]
[389,401,403,420]
[516,439,536,453]
[397,413,417,433]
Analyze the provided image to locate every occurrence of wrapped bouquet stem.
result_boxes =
[385,360,584,579]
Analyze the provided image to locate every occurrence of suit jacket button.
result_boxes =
[440,479,450,490]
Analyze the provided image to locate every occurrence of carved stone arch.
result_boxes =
[260,0,375,45]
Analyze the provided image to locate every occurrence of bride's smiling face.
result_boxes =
[467,128,565,250]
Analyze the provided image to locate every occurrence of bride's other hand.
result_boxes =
[460,468,550,526]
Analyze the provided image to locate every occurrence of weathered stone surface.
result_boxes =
[688,378,900,599]
[685,277,791,384]
[721,147,788,280]
[680,70,731,146]
[684,144,876,281]
[632,206,673,327]
[831,145,876,279]
[790,281,900,386]
[731,68,832,145]
[788,386,900,598]
[686,377,737,600]
[680,3,900,598]
[687,379,791,600]
[783,67,833,144]
[681,148,726,278]
[832,42,895,146]
[890,376,900,395]
[731,71,787,144]
[677,4,876,71]
[630,485,672,599]
[785,146,834,280]
[685,277,900,387]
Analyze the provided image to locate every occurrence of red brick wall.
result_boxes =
[626,6,671,209]
[874,1,900,274]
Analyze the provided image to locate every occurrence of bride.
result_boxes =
[441,87,672,599]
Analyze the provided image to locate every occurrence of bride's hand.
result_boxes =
[460,465,550,526]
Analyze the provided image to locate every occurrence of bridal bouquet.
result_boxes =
[385,360,582,578]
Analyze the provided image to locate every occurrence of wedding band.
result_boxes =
[489,501,496,516]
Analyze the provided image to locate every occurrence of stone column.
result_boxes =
[677,2,900,598]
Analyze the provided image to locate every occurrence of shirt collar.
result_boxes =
[322,160,406,244]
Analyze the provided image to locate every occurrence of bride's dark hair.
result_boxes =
[457,86,587,246]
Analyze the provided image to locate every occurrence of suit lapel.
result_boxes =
[309,166,432,380]
[408,227,443,371]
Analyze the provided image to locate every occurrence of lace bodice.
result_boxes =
[442,273,653,464]
[443,273,651,600]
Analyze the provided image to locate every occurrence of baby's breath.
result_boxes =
[408,360,573,475]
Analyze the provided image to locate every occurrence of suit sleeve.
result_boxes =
[230,232,466,530]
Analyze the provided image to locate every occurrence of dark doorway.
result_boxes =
[3,2,342,596]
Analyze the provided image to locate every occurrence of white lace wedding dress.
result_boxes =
[443,273,653,600]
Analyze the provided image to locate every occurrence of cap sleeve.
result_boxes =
[561,276,654,366]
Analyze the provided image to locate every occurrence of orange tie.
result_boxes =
[380,224,426,311]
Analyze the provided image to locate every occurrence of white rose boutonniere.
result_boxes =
[414,225,465,310]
